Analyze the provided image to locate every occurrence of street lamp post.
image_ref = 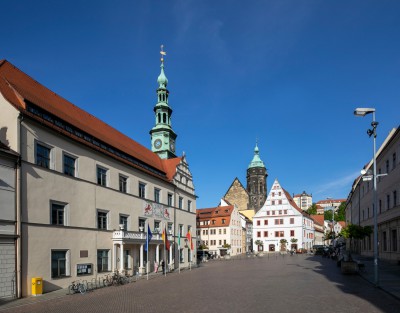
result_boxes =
[354,107,379,287]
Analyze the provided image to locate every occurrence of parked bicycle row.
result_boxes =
[68,270,137,295]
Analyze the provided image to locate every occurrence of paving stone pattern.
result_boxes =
[1,254,400,313]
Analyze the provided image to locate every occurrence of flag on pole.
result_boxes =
[145,225,152,251]
[186,230,193,250]
[162,226,170,250]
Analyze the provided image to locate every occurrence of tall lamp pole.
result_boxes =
[354,107,379,287]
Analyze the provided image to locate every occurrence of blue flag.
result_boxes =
[145,225,153,251]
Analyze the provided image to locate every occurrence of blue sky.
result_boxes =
[2,1,400,208]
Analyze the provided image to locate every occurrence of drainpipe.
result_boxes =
[16,114,23,298]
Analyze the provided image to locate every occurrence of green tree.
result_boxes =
[324,210,333,221]
[198,244,209,250]
[324,202,346,222]
[341,223,372,255]
[336,202,346,221]
[306,203,318,215]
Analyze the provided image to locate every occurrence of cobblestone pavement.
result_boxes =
[1,254,399,313]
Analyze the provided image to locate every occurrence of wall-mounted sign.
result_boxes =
[77,263,92,276]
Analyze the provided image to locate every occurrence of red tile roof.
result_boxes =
[0,59,174,180]
[316,199,346,205]
[162,157,182,181]
[196,206,234,228]
[310,214,324,226]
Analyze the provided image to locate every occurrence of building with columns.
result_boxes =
[0,54,196,296]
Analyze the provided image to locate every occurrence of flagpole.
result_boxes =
[164,222,167,277]
[146,224,149,281]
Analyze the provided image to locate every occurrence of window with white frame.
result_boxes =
[36,142,52,169]
[187,200,192,212]
[139,182,146,198]
[51,250,70,278]
[178,197,183,209]
[119,175,128,193]
[179,224,184,237]
[97,166,108,186]
[97,210,108,230]
[154,220,161,233]
[154,188,161,203]
[97,250,110,272]
[139,218,146,231]
[119,214,128,231]
[51,202,67,226]
[167,193,173,206]
[63,153,76,177]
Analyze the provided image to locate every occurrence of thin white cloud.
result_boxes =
[313,170,360,199]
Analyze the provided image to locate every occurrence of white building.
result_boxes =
[0,58,196,296]
[253,179,315,252]
[293,191,313,211]
[196,200,243,256]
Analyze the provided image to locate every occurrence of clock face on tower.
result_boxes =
[154,139,162,149]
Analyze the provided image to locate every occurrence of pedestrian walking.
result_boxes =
[161,260,165,274]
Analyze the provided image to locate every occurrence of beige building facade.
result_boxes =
[196,200,243,256]
[345,127,400,261]
[0,60,196,296]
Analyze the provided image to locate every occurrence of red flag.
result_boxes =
[186,230,193,250]
[162,227,170,251]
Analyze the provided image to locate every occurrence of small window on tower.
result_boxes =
[163,113,166,123]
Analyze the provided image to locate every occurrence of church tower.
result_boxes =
[150,46,177,159]
[247,143,268,212]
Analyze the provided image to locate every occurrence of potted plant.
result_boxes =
[290,238,298,251]
[279,239,288,253]
[255,240,263,252]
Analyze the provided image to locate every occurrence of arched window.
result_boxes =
[158,113,161,123]
[163,113,167,123]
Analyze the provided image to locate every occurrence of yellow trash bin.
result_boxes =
[32,277,43,296]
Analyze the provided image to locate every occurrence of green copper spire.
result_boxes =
[157,44,168,89]
[150,45,177,159]
[157,61,168,88]
[248,143,265,169]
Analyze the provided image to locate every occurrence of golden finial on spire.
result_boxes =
[160,44,167,62]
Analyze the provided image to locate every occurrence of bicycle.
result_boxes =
[68,280,87,294]
[111,270,129,286]
[102,274,113,287]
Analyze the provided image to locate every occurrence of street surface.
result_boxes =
[1,254,399,313]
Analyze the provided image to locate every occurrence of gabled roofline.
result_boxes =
[223,177,249,197]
